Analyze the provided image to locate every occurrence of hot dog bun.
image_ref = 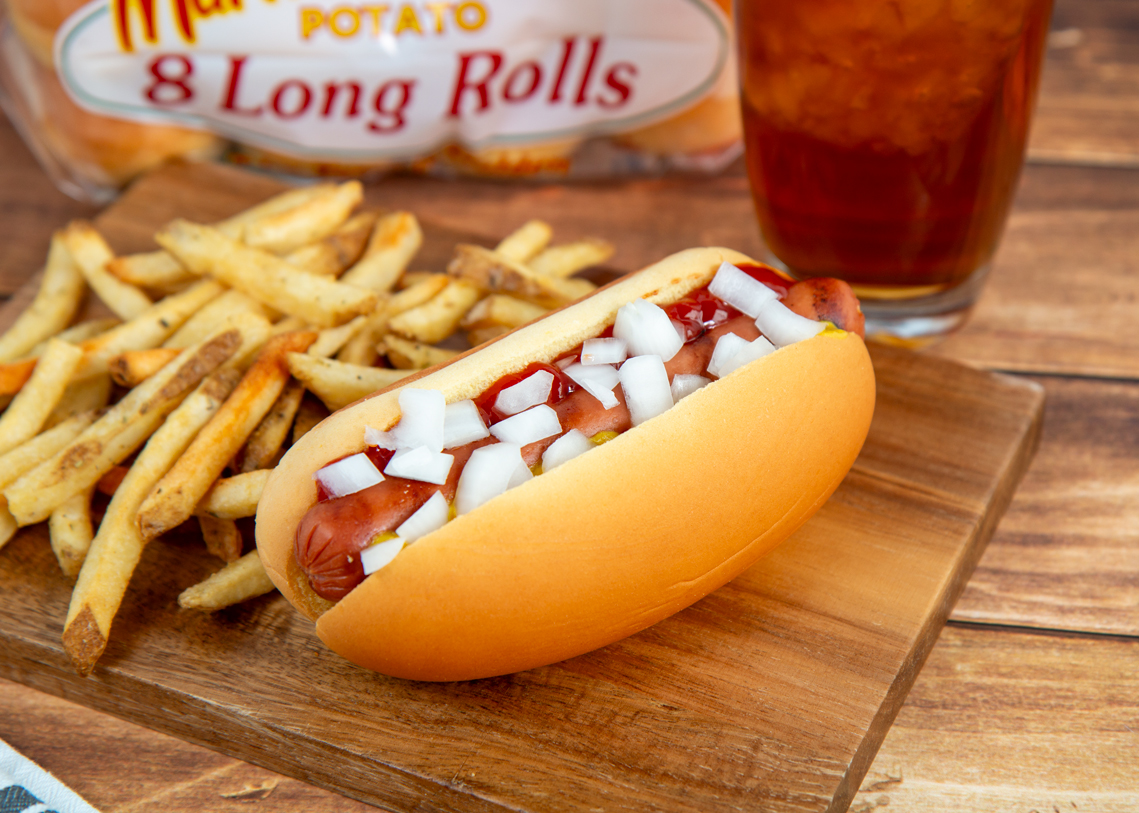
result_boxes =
[256,247,876,681]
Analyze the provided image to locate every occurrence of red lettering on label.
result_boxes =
[368,80,416,133]
[548,36,576,103]
[272,80,314,119]
[221,55,262,116]
[146,54,194,104]
[574,36,603,106]
[322,81,363,118]
[503,61,542,103]
[449,51,503,117]
[599,62,636,108]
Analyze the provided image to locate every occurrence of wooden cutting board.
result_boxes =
[0,163,1043,813]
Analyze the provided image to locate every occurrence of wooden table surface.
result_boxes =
[1,0,1137,809]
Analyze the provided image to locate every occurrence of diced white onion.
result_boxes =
[393,388,445,452]
[564,362,619,409]
[361,536,405,575]
[384,446,454,485]
[395,491,449,543]
[612,299,683,362]
[671,374,712,402]
[714,335,777,379]
[456,443,524,514]
[618,355,673,426]
[542,429,593,471]
[489,404,561,446]
[555,355,577,370]
[494,370,554,416]
[706,333,750,378]
[364,425,399,450]
[708,261,779,318]
[443,399,489,448]
[508,458,534,489]
[755,299,826,347]
[313,453,384,498]
[581,337,627,366]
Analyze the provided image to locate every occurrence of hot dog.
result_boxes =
[255,248,876,681]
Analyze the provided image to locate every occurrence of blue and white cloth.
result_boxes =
[0,738,99,813]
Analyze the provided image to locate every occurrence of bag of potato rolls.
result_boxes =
[0,0,740,200]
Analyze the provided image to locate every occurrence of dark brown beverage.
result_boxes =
[737,0,1053,293]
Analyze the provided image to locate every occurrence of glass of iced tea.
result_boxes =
[736,0,1053,342]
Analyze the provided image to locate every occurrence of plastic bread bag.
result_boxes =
[0,0,741,201]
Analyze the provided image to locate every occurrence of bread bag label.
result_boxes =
[54,0,730,161]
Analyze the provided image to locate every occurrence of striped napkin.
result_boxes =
[0,738,99,813]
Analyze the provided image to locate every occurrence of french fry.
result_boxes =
[286,353,412,411]
[216,183,338,238]
[0,233,86,363]
[200,515,243,562]
[447,244,595,308]
[336,275,450,366]
[61,367,241,675]
[460,294,548,332]
[49,487,95,579]
[381,334,461,370]
[108,348,182,387]
[387,280,482,344]
[339,211,422,291]
[195,469,270,520]
[0,410,103,550]
[292,393,329,444]
[0,339,84,456]
[106,250,193,292]
[157,221,378,328]
[529,238,615,279]
[240,379,304,472]
[307,315,367,359]
[46,374,112,428]
[283,211,377,277]
[163,290,274,349]
[178,551,276,611]
[137,330,318,541]
[396,270,440,289]
[26,318,121,357]
[242,181,363,254]
[495,220,552,263]
[61,221,154,320]
[4,328,243,526]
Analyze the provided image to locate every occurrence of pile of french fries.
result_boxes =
[0,180,612,675]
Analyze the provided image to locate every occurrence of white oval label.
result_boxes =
[55,0,730,161]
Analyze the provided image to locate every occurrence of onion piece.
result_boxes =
[618,355,672,426]
[494,370,554,416]
[314,452,384,498]
[508,458,534,489]
[708,262,779,318]
[443,399,489,448]
[706,333,750,379]
[456,443,524,514]
[364,425,399,450]
[395,491,449,543]
[385,388,445,452]
[542,429,593,471]
[671,374,711,402]
[563,362,619,409]
[755,299,826,347]
[613,299,683,362]
[361,536,405,575]
[581,337,627,366]
[384,446,454,485]
[489,404,561,446]
[712,334,777,379]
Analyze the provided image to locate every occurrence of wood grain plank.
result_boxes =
[0,337,1043,813]
[0,679,376,812]
[1029,0,1139,166]
[952,376,1139,636]
[856,624,1139,813]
